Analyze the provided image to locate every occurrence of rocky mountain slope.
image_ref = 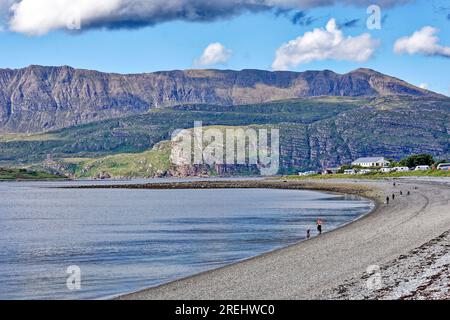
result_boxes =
[0,65,439,133]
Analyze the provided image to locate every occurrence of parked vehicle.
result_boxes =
[380,167,394,173]
[414,165,430,171]
[298,171,316,176]
[394,166,409,172]
[437,163,450,170]
[322,167,340,175]
[344,169,356,175]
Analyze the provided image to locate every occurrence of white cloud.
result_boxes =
[9,0,119,35]
[394,26,450,58]
[5,0,412,35]
[418,83,428,89]
[272,18,379,70]
[195,43,232,67]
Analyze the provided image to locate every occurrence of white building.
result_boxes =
[351,157,390,168]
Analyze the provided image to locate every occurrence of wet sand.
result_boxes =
[81,177,450,300]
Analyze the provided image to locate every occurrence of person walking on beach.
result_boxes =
[386,196,389,204]
[392,193,395,200]
[306,229,311,239]
[400,190,403,196]
[407,191,410,196]
[317,219,323,235]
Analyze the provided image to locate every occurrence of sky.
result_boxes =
[0,0,449,95]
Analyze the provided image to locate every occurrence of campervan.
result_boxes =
[437,163,450,171]
[414,165,430,171]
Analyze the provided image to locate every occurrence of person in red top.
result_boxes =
[317,219,323,235]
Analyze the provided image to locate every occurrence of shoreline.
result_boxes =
[70,177,450,300]
[111,191,377,300]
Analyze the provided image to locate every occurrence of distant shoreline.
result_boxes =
[96,177,450,300]
[60,178,375,196]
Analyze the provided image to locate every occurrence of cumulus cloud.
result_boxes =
[272,18,379,70]
[4,0,412,35]
[195,43,232,66]
[394,26,450,58]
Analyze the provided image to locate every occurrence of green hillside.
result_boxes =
[0,97,361,165]
[0,96,448,177]
[0,168,66,180]
[71,141,172,178]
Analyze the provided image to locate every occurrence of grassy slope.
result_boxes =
[72,141,172,178]
[0,168,66,180]
[70,124,273,178]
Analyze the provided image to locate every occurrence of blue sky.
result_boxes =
[0,0,449,95]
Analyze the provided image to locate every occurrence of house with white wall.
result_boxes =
[351,157,390,168]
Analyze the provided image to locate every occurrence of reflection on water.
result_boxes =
[0,180,373,299]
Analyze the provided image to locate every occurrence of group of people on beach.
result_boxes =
[306,219,323,239]
[309,181,413,239]
[386,181,410,204]
[308,180,412,239]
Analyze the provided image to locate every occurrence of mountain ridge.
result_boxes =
[0,65,444,134]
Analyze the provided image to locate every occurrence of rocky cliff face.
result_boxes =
[0,65,438,133]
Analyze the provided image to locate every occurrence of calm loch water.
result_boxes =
[0,180,373,299]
